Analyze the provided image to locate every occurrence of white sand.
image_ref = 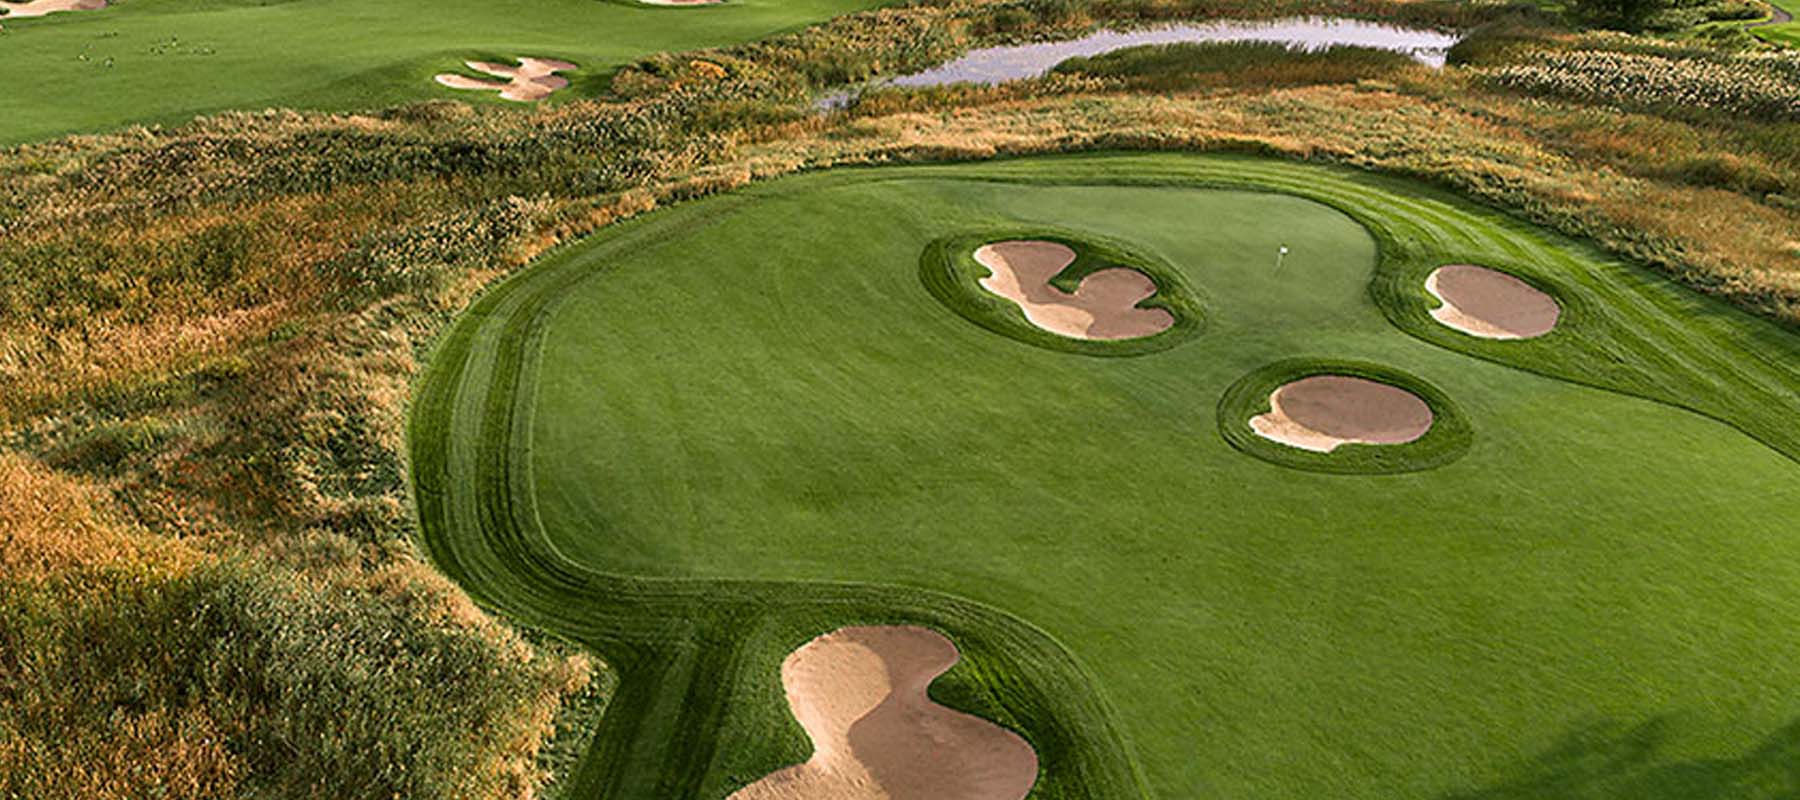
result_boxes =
[731,626,1039,800]
[1250,375,1433,453]
[434,57,577,103]
[0,0,106,25]
[974,240,1174,341]
[1425,264,1560,339]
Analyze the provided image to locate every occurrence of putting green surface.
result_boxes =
[0,0,883,145]
[412,154,1800,799]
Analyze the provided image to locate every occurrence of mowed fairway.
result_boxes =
[0,0,883,145]
[411,154,1800,799]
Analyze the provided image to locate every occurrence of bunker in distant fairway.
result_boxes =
[0,0,105,25]
[974,240,1174,340]
[731,626,1038,800]
[1426,264,1560,339]
[1251,375,1434,453]
[435,57,577,102]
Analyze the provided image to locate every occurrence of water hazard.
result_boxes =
[819,17,1459,108]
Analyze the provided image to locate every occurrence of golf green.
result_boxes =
[411,154,1800,799]
[0,0,883,145]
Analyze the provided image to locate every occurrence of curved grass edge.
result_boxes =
[1372,251,1589,367]
[1218,357,1473,474]
[406,186,1152,800]
[919,227,1207,357]
[407,152,1800,800]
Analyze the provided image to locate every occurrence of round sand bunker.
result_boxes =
[974,240,1174,341]
[1250,375,1433,453]
[730,625,1038,800]
[1426,264,1559,340]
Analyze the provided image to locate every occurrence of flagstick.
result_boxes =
[1274,245,1289,273]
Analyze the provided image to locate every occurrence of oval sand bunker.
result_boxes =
[1250,375,1433,453]
[1426,264,1559,339]
[730,625,1038,800]
[975,240,1174,340]
[435,57,577,102]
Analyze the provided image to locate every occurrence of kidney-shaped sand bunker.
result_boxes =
[730,625,1038,800]
[975,240,1175,341]
[1426,264,1560,340]
[1250,375,1434,453]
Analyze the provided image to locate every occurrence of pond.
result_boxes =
[819,17,1460,108]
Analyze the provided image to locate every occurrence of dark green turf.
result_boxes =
[410,153,1800,799]
[0,0,885,145]
[920,227,1206,356]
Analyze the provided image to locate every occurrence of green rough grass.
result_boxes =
[410,153,1800,799]
[0,0,886,145]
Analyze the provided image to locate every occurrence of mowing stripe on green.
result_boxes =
[411,154,1800,800]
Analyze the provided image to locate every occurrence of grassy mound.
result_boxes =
[411,154,1800,799]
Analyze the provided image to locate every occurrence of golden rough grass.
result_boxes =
[0,451,197,586]
[0,707,242,800]
[0,179,470,423]
[0,455,233,797]
[8,78,1784,432]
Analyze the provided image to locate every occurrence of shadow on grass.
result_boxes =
[1444,717,1800,800]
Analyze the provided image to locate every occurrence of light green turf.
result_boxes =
[0,0,882,145]
[1747,0,1800,44]
[411,154,1800,799]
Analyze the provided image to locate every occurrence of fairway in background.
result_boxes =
[0,0,886,144]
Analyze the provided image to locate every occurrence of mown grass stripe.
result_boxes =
[410,153,1800,800]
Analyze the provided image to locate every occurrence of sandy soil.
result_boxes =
[974,240,1174,340]
[0,0,105,25]
[434,57,577,103]
[1425,264,1560,340]
[1250,375,1433,453]
[730,626,1039,800]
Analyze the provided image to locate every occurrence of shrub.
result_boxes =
[1445,10,1569,67]
[1053,41,1417,90]
[1483,49,1800,121]
[1570,0,1669,30]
